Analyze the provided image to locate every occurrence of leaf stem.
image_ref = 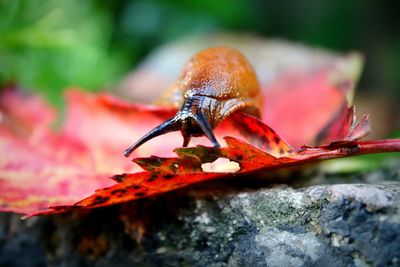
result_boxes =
[356,139,400,155]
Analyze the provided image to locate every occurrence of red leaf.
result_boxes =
[36,136,400,213]
[262,70,350,147]
[0,53,398,216]
[344,114,370,141]
[0,88,55,136]
[31,111,399,216]
[315,105,355,144]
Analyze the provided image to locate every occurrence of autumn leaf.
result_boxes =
[45,114,398,213]
[0,50,399,216]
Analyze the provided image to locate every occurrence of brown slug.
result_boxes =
[124,47,262,157]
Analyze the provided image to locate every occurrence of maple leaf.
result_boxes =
[1,52,399,217]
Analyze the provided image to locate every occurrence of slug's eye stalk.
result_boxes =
[191,111,220,149]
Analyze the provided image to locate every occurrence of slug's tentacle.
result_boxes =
[124,111,220,157]
[124,110,221,157]
[124,116,180,157]
[182,135,191,147]
[192,111,221,148]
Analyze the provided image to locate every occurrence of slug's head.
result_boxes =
[124,46,261,157]
[124,96,220,157]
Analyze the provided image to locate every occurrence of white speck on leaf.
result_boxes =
[201,158,240,173]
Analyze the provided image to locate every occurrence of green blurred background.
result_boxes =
[1,0,399,107]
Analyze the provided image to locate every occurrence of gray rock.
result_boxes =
[1,181,400,267]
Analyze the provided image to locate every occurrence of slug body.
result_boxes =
[124,47,261,157]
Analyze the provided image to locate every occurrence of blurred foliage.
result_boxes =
[103,0,256,69]
[0,0,130,106]
[0,0,400,107]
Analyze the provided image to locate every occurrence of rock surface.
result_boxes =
[1,168,400,267]
[0,161,400,267]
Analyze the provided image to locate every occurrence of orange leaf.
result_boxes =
[0,56,398,216]
[36,136,400,214]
